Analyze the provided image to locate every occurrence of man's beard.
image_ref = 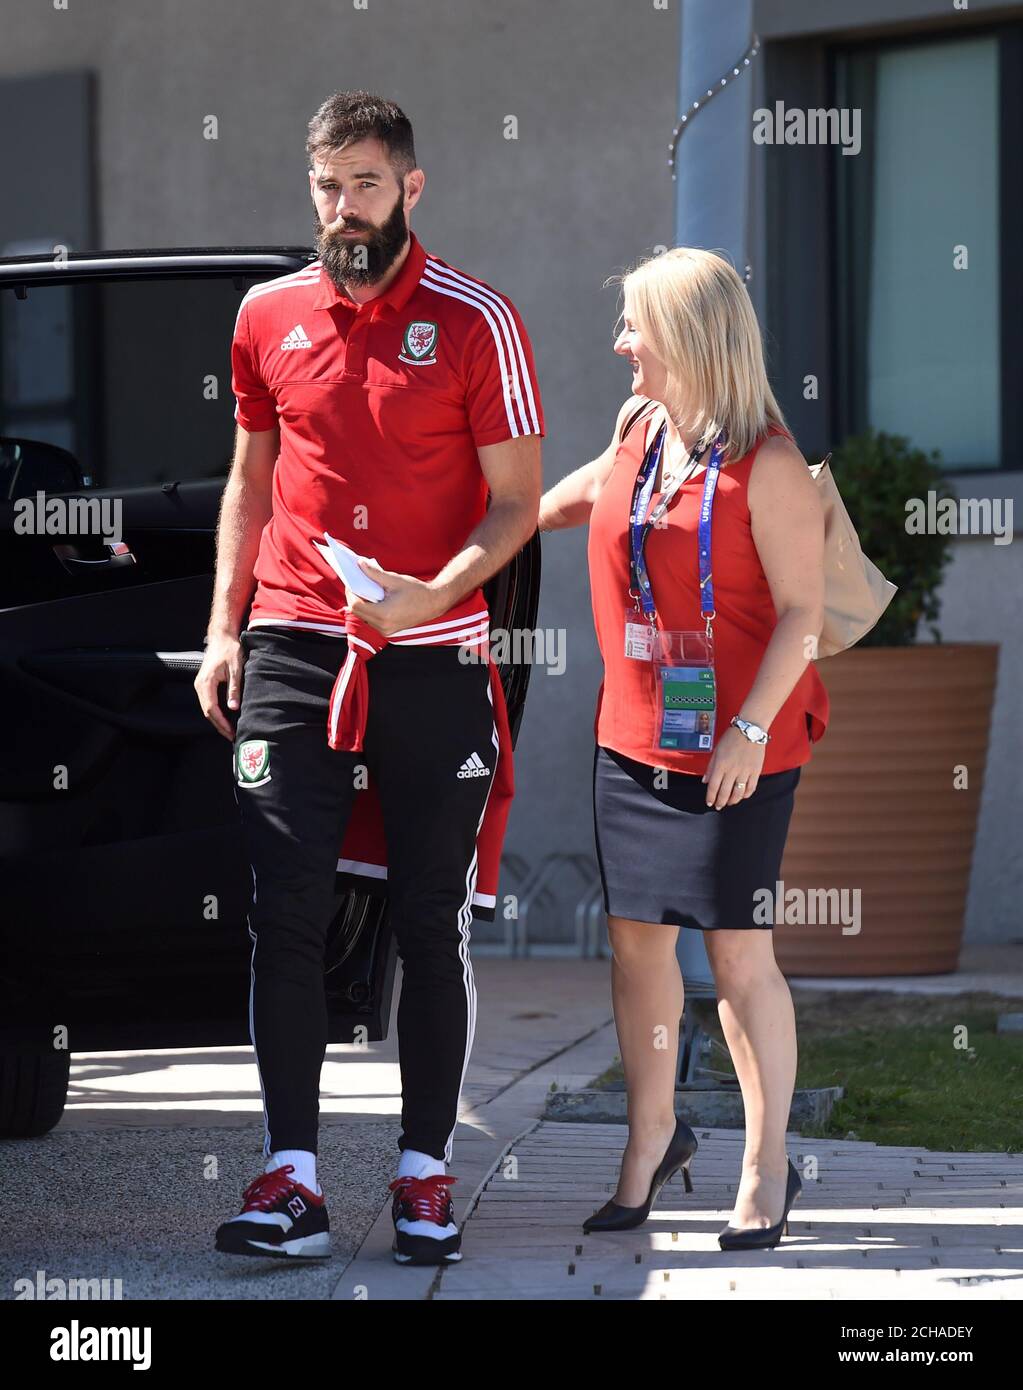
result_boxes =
[315,190,409,292]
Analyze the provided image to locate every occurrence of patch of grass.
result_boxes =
[589,990,1023,1153]
[589,1058,624,1091]
[791,990,1023,1152]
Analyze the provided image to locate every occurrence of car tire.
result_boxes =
[0,1049,70,1137]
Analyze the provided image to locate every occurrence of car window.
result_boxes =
[0,274,272,490]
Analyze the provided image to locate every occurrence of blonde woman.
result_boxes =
[538,248,829,1249]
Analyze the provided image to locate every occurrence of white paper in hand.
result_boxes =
[315,532,387,602]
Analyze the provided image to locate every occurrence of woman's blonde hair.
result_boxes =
[609,247,789,464]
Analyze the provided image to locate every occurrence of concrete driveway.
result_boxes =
[0,959,614,1300]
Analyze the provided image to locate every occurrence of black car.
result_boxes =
[0,247,540,1139]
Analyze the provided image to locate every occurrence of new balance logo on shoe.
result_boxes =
[214,1163,330,1260]
[457,752,491,780]
[281,324,312,350]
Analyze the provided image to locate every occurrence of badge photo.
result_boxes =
[399,319,439,365]
[236,739,271,787]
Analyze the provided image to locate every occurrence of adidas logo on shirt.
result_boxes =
[457,752,491,779]
[280,324,312,350]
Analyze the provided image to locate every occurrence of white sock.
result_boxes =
[397,1148,446,1180]
[266,1149,320,1195]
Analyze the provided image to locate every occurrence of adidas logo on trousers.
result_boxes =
[457,752,490,779]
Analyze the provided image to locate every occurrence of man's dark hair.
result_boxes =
[306,91,416,182]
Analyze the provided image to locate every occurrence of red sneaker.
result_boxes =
[389,1174,461,1265]
[215,1164,330,1259]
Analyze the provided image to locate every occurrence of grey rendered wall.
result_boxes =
[0,0,681,926]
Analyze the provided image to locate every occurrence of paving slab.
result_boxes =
[432,1120,1023,1301]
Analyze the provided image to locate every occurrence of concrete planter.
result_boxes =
[776,643,999,976]
[543,1084,844,1129]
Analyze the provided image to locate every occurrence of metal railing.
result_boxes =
[506,851,602,957]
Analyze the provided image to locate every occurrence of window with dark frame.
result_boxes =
[831,23,1022,474]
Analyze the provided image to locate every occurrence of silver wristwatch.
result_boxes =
[730,715,771,745]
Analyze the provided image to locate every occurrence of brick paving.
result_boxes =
[432,1122,1023,1301]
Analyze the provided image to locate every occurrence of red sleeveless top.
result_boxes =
[587,399,829,776]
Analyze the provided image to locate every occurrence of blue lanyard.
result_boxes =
[628,422,727,636]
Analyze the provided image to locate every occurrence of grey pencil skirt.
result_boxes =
[592,743,802,930]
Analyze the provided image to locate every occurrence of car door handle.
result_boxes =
[52,540,137,575]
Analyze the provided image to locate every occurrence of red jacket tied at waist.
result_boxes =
[326,597,515,923]
[327,611,389,752]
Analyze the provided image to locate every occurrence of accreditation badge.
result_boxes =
[651,628,717,752]
[624,609,654,661]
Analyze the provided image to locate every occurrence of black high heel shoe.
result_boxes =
[582,1117,698,1233]
[717,1157,802,1250]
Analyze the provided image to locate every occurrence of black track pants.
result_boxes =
[231,625,499,1163]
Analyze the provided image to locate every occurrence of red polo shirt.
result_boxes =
[231,230,545,642]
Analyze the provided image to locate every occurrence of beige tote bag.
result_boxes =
[621,401,898,659]
[809,452,898,657]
